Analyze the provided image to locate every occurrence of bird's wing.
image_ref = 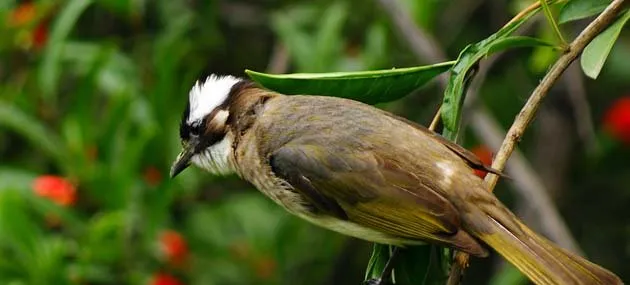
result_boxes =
[269,144,485,255]
[380,112,505,177]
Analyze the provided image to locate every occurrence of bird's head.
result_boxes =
[170,74,245,178]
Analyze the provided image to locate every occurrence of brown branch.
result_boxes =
[266,43,290,74]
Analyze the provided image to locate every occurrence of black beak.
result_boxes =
[170,138,198,178]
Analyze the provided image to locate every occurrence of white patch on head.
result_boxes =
[436,161,455,186]
[187,75,241,124]
[191,134,235,175]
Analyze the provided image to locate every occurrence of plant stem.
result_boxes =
[539,0,567,45]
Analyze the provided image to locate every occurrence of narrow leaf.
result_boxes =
[0,168,37,192]
[559,0,612,24]
[393,246,449,285]
[441,9,544,135]
[581,10,630,79]
[0,102,68,168]
[39,0,94,99]
[246,61,454,105]
[365,244,391,281]
[486,36,558,55]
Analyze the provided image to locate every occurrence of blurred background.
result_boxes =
[0,0,629,284]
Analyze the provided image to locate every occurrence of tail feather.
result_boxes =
[475,217,622,285]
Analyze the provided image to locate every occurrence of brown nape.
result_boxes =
[223,81,280,133]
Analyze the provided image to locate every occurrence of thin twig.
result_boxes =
[503,0,563,28]
[539,0,567,45]
[375,0,448,64]
[428,105,442,131]
[485,0,627,189]
[266,43,290,74]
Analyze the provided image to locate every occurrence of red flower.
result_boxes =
[254,255,277,280]
[8,2,36,27]
[143,166,163,186]
[150,273,183,285]
[32,175,77,206]
[159,230,189,266]
[603,96,630,144]
[470,145,494,178]
[32,22,48,50]
[8,2,49,50]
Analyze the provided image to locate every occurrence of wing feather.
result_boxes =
[270,145,462,242]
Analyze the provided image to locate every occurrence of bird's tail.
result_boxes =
[472,206,622,285]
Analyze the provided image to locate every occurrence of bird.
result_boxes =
[170,74,622,285]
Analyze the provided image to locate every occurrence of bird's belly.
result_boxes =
[294,212,420,246]
[249,174,421,246]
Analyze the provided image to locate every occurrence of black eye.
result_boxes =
[190,122,202,136]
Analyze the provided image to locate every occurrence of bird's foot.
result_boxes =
[363,278,391,285]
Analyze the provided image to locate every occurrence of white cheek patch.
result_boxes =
[192,135,234,175]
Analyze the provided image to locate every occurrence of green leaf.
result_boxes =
[441,10,547,136]
[271,7,320,71]
[397,247,450,285]
[314,2,347,71]
[486,36,557,55]
[364,244,391,281]
[0,191,43,271]
[271,3,347,73]
[361,22,389,69]
[489,263,528,285]
[39,0,94,99]
[0,169,37,192]
[364,245,449,285]
[0,102,68,169]
[580,10,630,79]
[559,0,611,24]
[246,61,454,105]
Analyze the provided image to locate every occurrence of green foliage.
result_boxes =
[559,0,612,23]
[489,264,527,285]
[246,62,453,105]
[440,6,554,138]
[581,10,630,79]
[39,0,95,101]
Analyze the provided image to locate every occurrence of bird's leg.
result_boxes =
[364,247,400,285]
